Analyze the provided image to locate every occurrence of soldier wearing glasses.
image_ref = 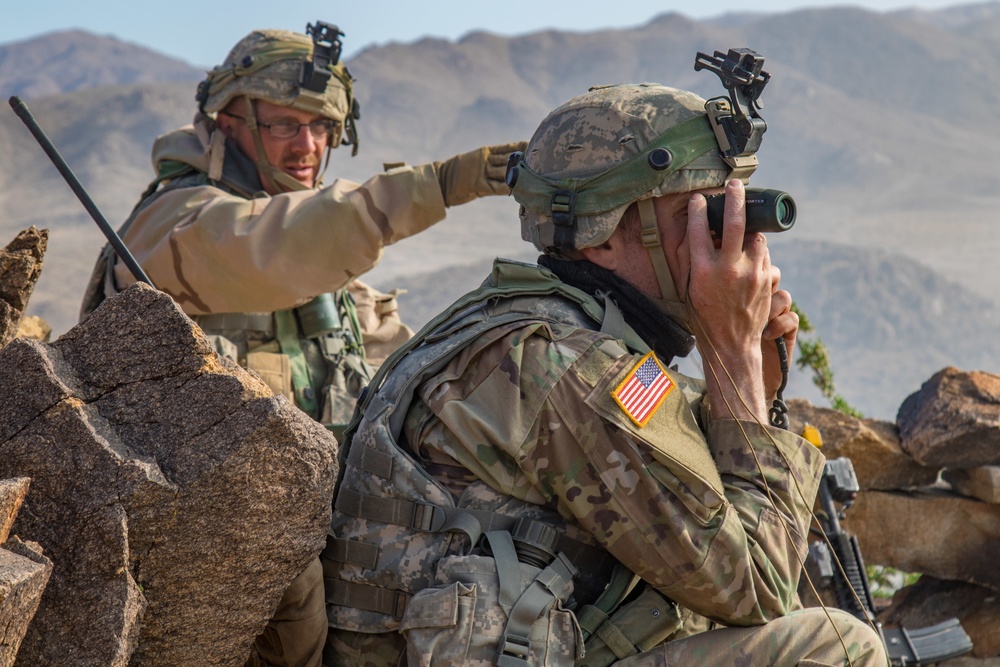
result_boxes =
[80,21,523,667]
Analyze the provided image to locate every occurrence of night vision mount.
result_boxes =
[301,21,344,93]
[694,48,770,181]
[304,20,361,155]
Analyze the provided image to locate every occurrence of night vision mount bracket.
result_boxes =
[694,48,771,181]
[301,21,344,93]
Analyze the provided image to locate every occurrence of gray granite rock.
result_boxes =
[0,478,52,667]
[0,283,338,666]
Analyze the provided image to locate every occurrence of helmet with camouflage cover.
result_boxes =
[196,22,359,191]
[511,83,743,253]
[198,24,357,140]
[509,83,755,327]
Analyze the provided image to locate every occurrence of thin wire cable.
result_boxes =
[687,299,864,666]
[694,318,888,664]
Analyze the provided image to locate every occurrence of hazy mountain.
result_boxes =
[0,30,203,100]
[2,5,1000,419]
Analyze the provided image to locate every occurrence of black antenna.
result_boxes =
[8,95,152,286]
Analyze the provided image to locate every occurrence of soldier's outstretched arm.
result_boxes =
[115,164,447,314]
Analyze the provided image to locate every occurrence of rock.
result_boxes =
[897,367,1000,468]
[0,479,53,667]
[942,467,1000,504]
[0,227,47,349]
[16,315,51,343]
[842,489,1000,593]
[787,399,938,490]
[0,283,339,666]
[0,478,30,543]
[0,535,53,667]
[881,576,1000,659]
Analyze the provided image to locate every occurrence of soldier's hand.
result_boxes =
[434,141,527,207]
[686,179,773,421]
[762,285,798,401]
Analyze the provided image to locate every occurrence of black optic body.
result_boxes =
[705,187,796,238]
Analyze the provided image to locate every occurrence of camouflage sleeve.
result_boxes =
[113,164,446,315]
[417,326,824,627]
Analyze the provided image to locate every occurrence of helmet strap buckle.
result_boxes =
[550,190,576,226]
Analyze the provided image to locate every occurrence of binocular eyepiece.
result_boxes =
[705,188,796,238]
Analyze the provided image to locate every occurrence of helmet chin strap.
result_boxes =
[636,198,693,334]
[243,96,314,193]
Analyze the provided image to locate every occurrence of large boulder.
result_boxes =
[0,283,339,666]
[897,367,1000,468]
[0,478,52,667]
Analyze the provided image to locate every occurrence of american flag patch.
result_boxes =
[611,352,673,427]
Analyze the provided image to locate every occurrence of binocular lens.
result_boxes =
[706,188,796,237]
[777,198,793,226]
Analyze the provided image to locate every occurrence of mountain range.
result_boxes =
[2,4,1000,419]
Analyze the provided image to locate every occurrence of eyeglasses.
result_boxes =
[221,112,337,140]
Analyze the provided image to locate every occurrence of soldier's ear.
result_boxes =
[579,243,617,271]
[215,114,233,136]
[580,225,631,272]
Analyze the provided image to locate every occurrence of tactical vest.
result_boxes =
[79,161,373,437]
[325,259,687,667]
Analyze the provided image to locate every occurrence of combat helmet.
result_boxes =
[196,21,360,192]
[508,49,771,326]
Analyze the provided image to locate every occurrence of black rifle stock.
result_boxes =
[810,458,973,666]
[8,95,152,286]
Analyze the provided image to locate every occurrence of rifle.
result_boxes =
[8,95,151,286]
[808,457,974,666]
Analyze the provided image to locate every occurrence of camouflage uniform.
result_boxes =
[79,25,522,667]
[323,80,888,666]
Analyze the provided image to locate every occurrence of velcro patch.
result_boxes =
[611,351,674,427]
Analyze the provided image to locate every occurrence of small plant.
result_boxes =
[792,303,864,419]
[867,564,921,599]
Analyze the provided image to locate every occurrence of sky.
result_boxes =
[0,0,970,67]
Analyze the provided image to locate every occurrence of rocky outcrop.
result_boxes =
[844,490,1000,592]
[942,467,1000,504]
[882,576,1000,660]
[0,282,339,666]
[791,367,1000,663]
[788,400,938,490]
[0,227,46,348]
[0,478,52,667]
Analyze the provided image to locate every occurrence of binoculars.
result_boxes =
[705,188,796,238]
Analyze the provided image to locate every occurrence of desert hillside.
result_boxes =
[2,4,1000,418]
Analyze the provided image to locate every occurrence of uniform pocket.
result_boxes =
[399,580,476,666]
[246,350,294,402]
[400,554,581,666]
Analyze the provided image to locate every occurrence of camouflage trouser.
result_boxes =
[247,557,328,667]
[616,608,888,667]
[324,607,886,667]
